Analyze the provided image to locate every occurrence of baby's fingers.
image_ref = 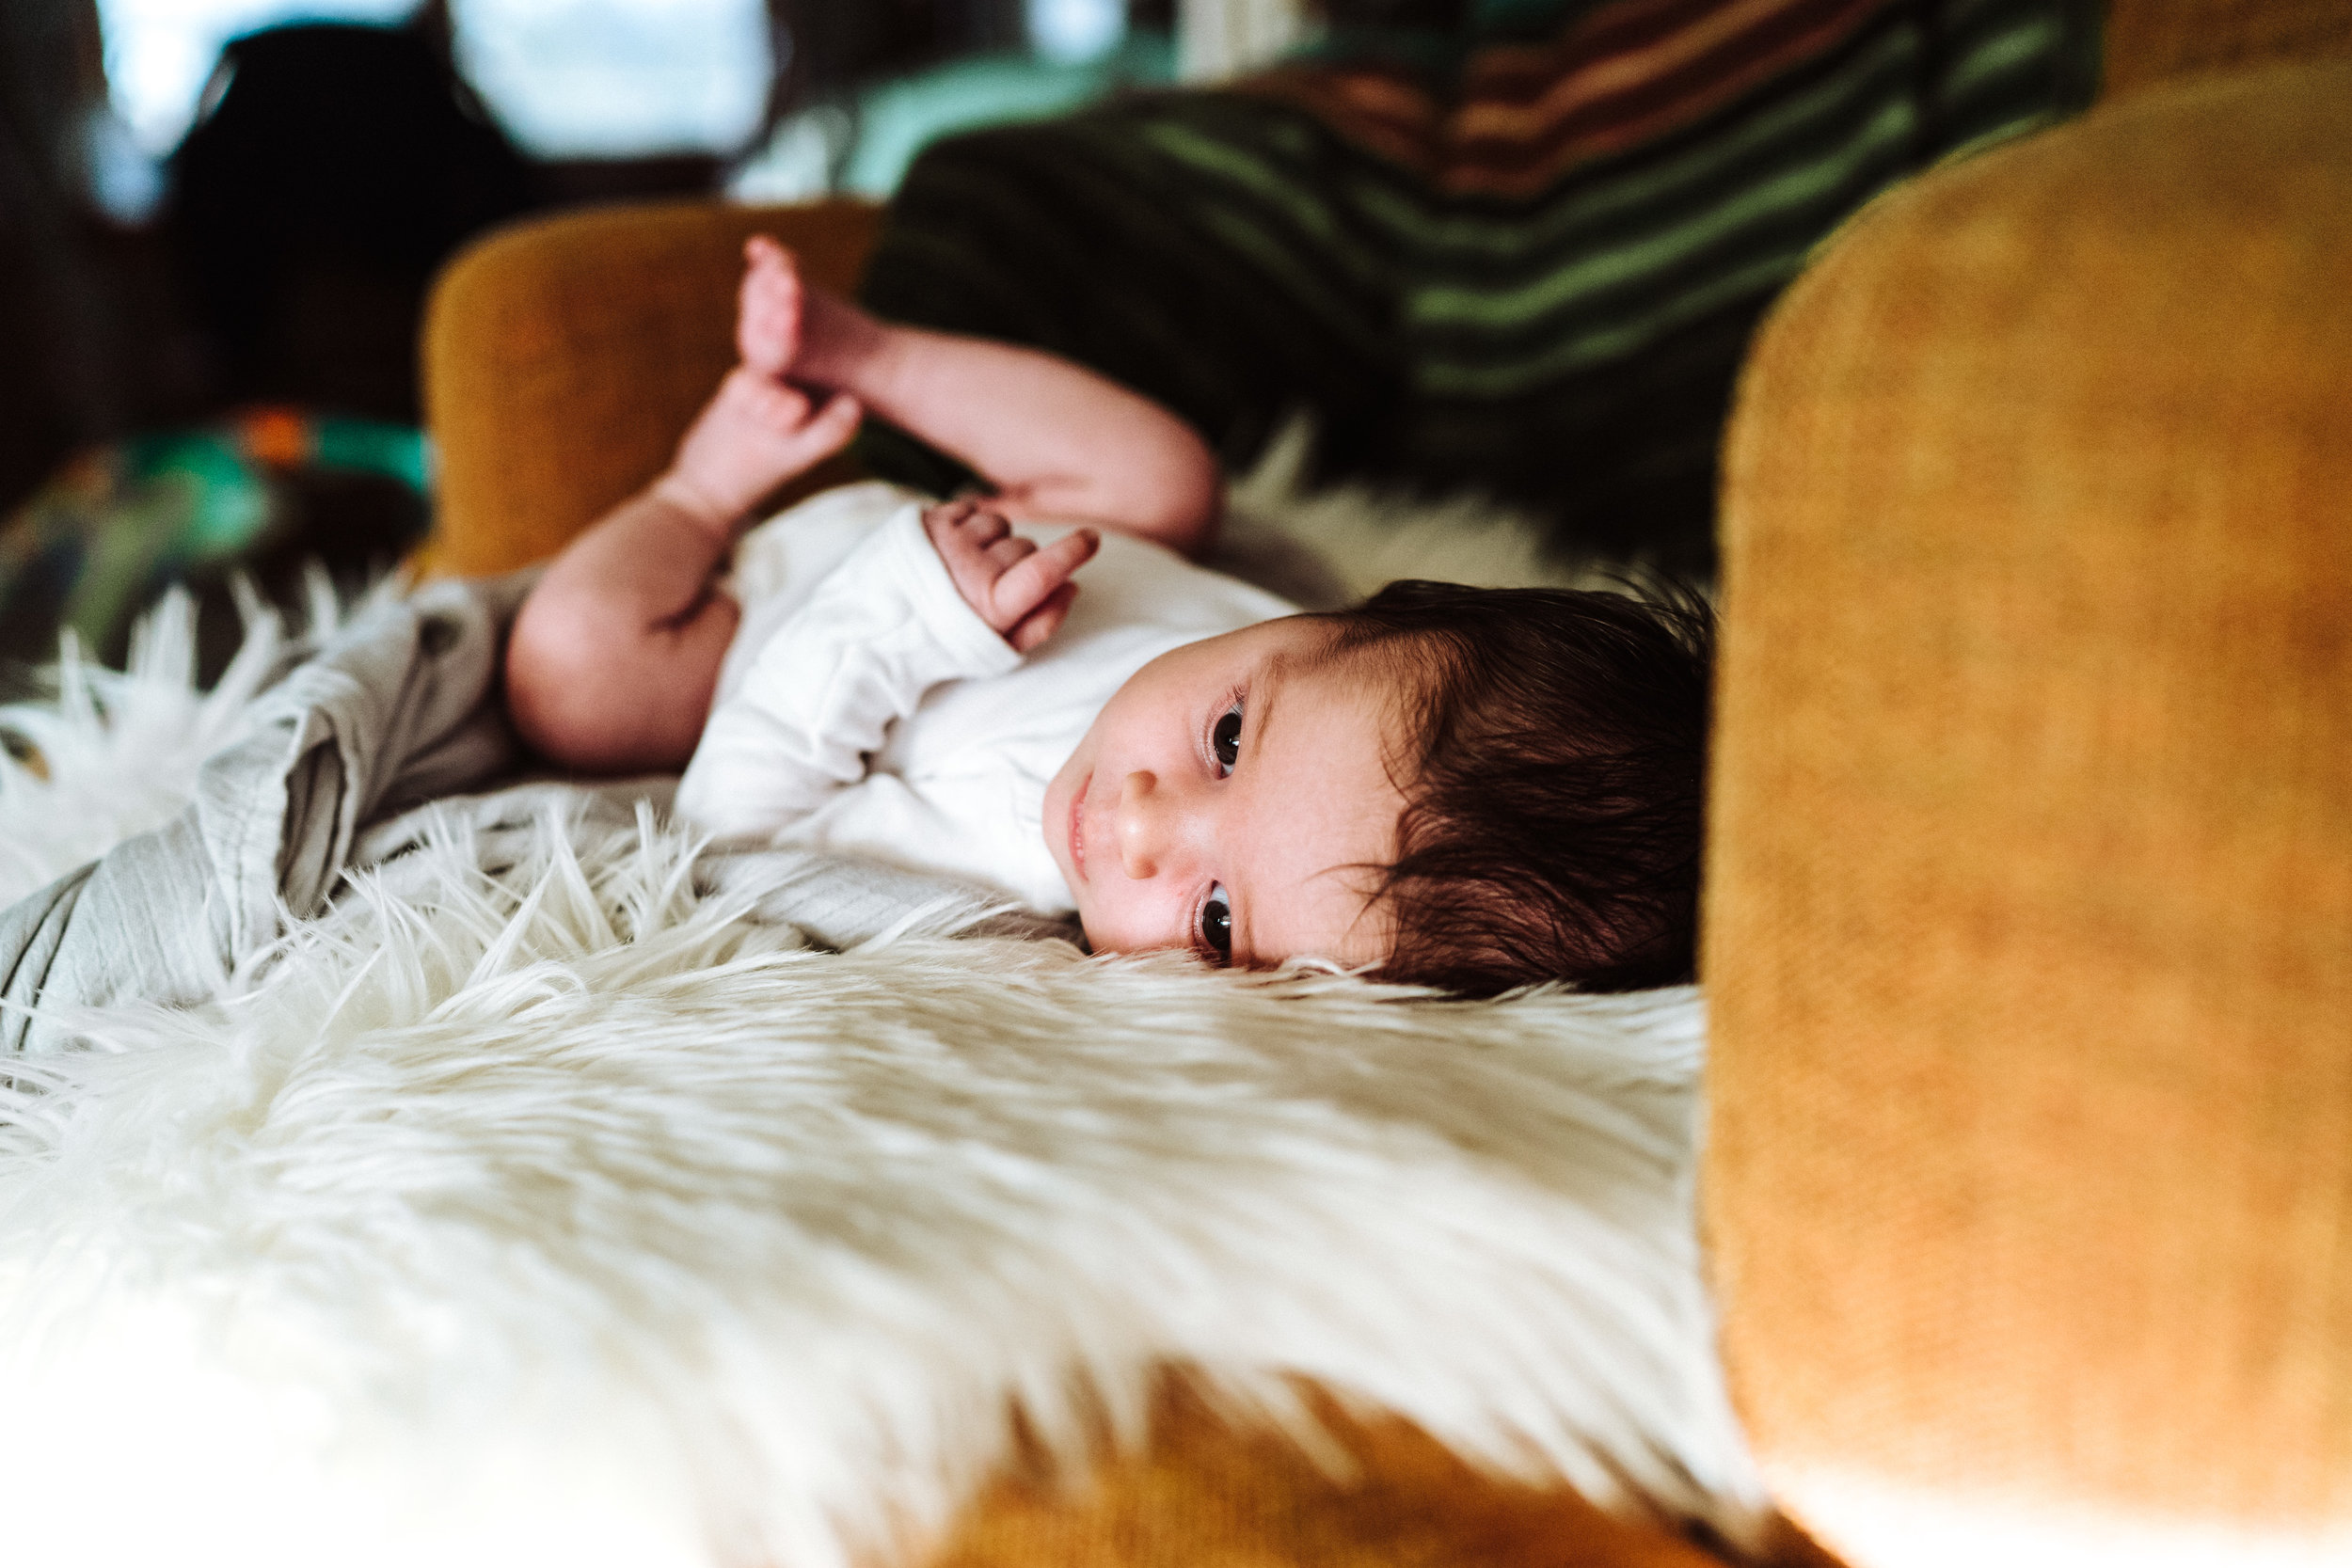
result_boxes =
[983,534,1037,579]
[989,528,1099,632]
[780,390,862,467]
[1008,582,1079,654]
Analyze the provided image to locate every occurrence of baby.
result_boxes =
[506,238,1712,995]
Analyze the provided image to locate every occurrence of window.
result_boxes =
[99,0,417,154]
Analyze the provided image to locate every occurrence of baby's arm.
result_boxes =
[675,500,1096,839]
[771,238,1221,558]
[506,233,1137,778]
[504,383,860,774]
[505,293,864,774]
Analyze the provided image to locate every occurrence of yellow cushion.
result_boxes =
[931,1379,1763,1568]
[1705,55,2352,1547]
[417,198,881,578]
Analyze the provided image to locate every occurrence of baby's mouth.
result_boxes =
[1068,770,1092,884]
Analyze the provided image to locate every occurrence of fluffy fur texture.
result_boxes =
[0,571,361,910]
[1221,420,1640,602]
[0,493,1764,1568]
[0,593,273,908]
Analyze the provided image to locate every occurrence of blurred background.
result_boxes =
[0,0,1211,672]
[1,0,2102,679]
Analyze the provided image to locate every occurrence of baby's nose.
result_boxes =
[1115,769,1181,880]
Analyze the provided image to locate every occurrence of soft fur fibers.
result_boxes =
[1221,420,1636,604]
[0,797,1763,1566]
[0,573,367,910]
[0,538,1758,1566]
[0,588,286,907]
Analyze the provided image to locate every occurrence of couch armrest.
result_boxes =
[417,198,881,578]
[1704,57,2352,1560]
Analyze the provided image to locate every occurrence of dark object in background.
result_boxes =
[776,0,1029,103]
[177,460,430,684]
[861,0,2101,576]
[1321,0,1470,24]
[167,22,538,424]
[0,0,129,520]
[0,409,430,686]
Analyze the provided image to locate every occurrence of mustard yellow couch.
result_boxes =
[416,6,2352,1561]
[1705,40,2352,1566]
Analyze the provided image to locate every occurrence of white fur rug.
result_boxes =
[0,505,1761,1568]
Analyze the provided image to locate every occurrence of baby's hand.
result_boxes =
[656,235,865,536]
[663,369,861,533]
[923,499,1099,654]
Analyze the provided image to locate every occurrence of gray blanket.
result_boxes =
[1,576,1071,1057]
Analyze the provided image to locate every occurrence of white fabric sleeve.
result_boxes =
[674,501,1022,841]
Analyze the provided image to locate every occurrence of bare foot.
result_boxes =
[737,235,804,379]
[739,233,889,391]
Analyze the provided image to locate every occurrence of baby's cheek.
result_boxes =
[1069,904,1123,957]
[1073,908,1137,957]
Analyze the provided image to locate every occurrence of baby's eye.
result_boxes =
[1211,704,1243,775]
[1199,883,1232,958]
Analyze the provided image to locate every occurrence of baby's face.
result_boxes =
[1042,617,1405,968]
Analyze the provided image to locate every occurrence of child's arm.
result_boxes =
[505,400,1102,779]
[504,368,864,774]
[506,233,1146,777]
[772,239,1222,558]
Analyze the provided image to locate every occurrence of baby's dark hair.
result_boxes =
[1318,579,1714,997]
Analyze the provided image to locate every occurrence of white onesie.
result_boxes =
[673,482,1296,912]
